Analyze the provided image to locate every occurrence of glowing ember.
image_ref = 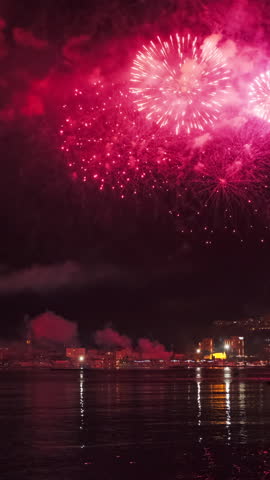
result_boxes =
[130,33,231,134]
[59,82,185,196]
[249,71,270,122]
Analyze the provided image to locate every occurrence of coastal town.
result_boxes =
[1,316,270,369]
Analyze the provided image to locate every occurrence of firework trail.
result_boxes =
[59,82,187,197]
[249,71,270,122]
[130,33,231,134]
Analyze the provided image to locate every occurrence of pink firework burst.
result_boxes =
[169,121,270,243]
[191,123,270,223]
[130,33,231,134]
[249,71,270,122]
[59,82,186,197]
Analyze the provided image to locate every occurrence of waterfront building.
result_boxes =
[198,338,214,356]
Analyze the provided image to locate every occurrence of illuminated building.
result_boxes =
[198,338,214,355]
[224,337,245,357]
[86,349,132,369]
[103,351,117,369]
[87,350,105,369]
[212,318,269,357]
[115,348,137,368]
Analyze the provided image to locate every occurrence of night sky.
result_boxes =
[1,0,270,350]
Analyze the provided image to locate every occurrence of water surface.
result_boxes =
[1,367,270,479]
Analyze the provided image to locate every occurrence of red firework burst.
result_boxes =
[59,82,186,197]
[130,33,231,134]
[249,71,270,122]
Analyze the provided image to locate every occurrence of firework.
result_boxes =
[59,82,186,196]
[190,122,270,224]
[130,34,231,134]
[249,71,270,122]
[168,120,270,242]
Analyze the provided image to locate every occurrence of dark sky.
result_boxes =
[0,0,270,349]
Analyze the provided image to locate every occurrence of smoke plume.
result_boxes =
[0,262,85,294]
[94,327,132,349]
[137,338,172,360]
[93,327,172,359]
[31,311,78,344]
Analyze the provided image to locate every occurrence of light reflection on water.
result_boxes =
[196,367,202,429]
[79,369,84,433]
[1,368,270,480]
[239,382,247,442]
[195,367,233,444]
[224,367,231,443]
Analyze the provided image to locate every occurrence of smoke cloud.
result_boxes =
[94,327,132,349]
[13,28,49,50]
[0,262,86,294]
[30,311,78,344]
[137,338,172,360]
[93,327,172,359]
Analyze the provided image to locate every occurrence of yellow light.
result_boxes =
[212,352,227,360]
[196,349,201,354]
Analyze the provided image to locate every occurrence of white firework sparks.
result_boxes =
[249,71,270,122]
[130,33,231,134]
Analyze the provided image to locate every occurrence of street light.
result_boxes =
[196,349,201,354]
[79,355,85,362]
[224,344,230,350]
